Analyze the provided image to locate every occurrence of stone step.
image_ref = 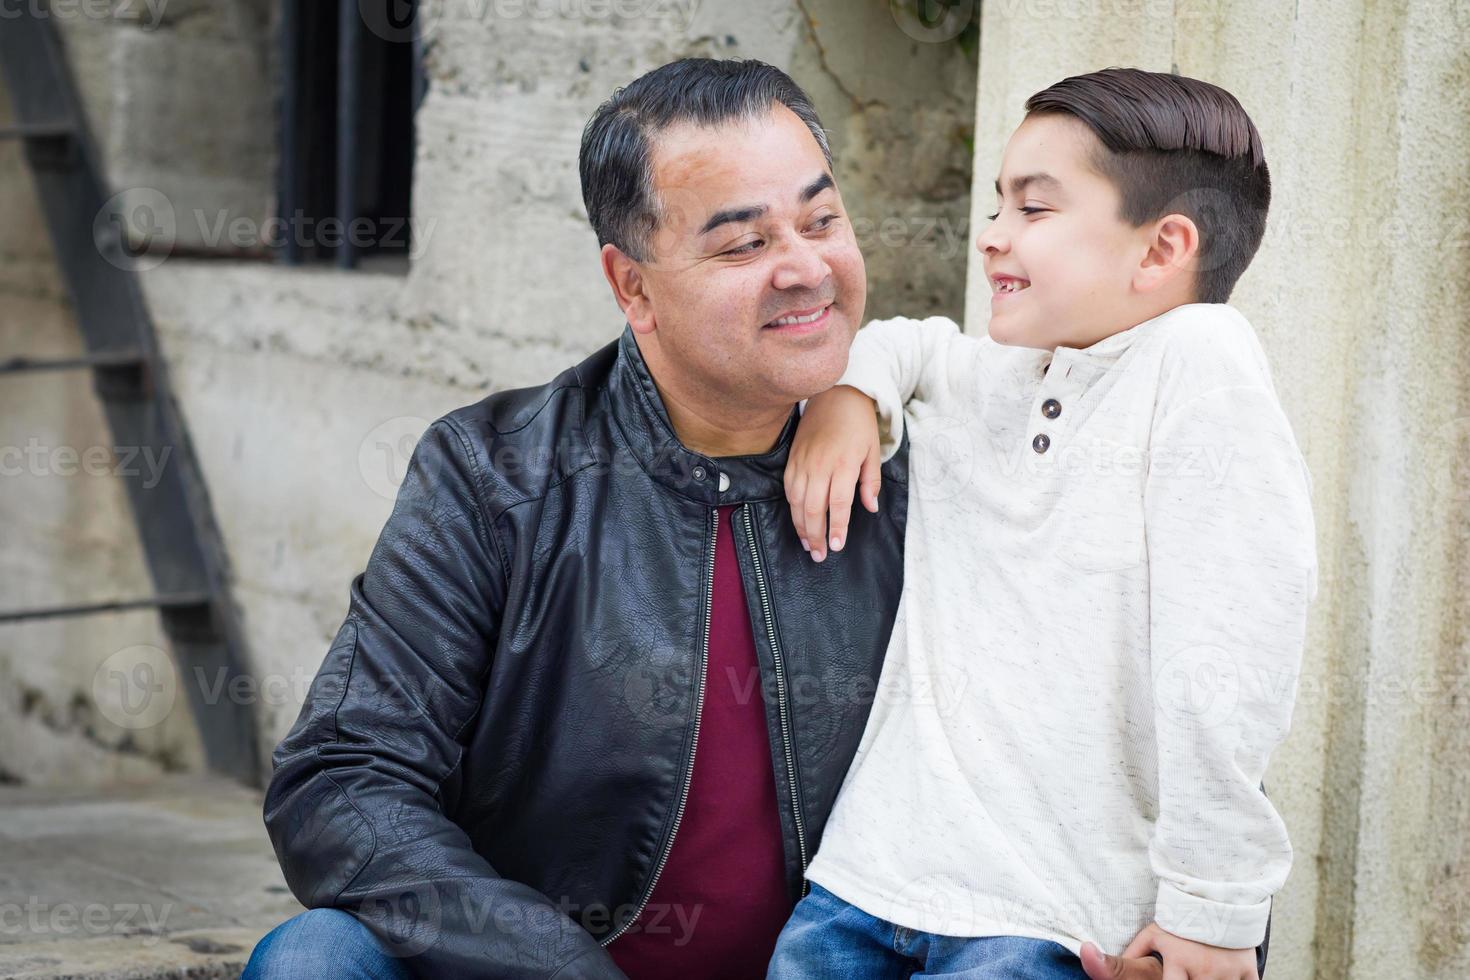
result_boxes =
[0,775,303,979]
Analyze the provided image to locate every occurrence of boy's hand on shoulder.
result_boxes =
[785,385,881,562]
[1108,923,1258,980]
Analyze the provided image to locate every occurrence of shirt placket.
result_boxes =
[1026,352,1094,468]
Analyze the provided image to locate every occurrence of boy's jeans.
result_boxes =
[767,882,1088,980]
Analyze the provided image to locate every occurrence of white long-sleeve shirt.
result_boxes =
[804,303,1318,953]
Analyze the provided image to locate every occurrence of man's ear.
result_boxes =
[1134,213,1201,296]
[601,243,656,335]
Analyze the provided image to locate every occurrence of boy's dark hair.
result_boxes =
[1025,67,1270,304]
[579,58,831,262]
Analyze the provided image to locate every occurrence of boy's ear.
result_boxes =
[600,243,657,335]
[1134,213,1201,296]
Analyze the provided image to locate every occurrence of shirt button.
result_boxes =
[1032,433,1051,454]
[1042,398,1062,419]
[691,465,707,481]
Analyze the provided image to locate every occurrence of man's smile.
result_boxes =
[762,302,834,333]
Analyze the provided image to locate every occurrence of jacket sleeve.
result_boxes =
[835,315,967,461]
[1143,385,1318,950]
[263,418,625,979]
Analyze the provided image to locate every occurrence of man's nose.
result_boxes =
[770,235,828,291]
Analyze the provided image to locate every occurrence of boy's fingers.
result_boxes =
[826,461,859,551]
[803,471,831,560]
[1079,943,1162,980]
[858,443,882,513]
[785,470,809,547]
[1120,929,1156,960]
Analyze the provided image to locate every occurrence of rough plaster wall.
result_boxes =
[2,1,975,786]
[965,2,1470,977]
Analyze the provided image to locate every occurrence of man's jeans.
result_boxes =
[242,908,410,980]
[766,882,1088,980]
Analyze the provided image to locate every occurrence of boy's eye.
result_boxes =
[984,205,1048,221]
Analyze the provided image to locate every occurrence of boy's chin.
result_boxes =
[986,313,1047,349]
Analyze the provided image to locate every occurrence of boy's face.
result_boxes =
[977,113,1157,351]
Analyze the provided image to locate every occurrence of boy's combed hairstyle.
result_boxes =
[580,58,832,262]
[1025,67,1270,304]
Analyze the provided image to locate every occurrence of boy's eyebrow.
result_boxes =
[994,172,1062,196]
[699,173,835,236]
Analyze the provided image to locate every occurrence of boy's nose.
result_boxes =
[975,224,1007,254]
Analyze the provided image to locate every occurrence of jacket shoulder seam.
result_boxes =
[439,416,512,580]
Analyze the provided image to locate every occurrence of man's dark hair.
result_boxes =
[1025,67,1270,304]
[579,58,831,262]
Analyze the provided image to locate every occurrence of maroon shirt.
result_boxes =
[608,505,791,979]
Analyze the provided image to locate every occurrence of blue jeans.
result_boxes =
[767,883,1088,980]
[242,908,411,980]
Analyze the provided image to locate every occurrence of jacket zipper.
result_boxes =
[741,503,809,893]
[601,508,716,947]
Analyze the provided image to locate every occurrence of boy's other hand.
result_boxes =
[1088,923,1258,980]
[785,385,881,562]
[1079,941,1164,980]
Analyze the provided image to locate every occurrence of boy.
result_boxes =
[768,68,1318,980]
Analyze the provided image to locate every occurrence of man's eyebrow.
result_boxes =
[994,172,1062,196]
[800,172,835,202]
[697,173,836,236]
[699,204,768,236]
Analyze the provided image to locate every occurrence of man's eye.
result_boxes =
[723,239,763,256]
[809,214,840,232]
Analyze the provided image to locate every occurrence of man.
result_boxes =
[244,58,1193,979]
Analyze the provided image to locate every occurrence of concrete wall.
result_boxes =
[0,2,975,782]
[963,2,1470,977]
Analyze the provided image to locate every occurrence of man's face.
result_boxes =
[976,113,1148,351]
[631,104,866,408]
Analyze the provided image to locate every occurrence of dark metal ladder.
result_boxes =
[0,8,259,784]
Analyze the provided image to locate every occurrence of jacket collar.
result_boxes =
[606,325,797,506]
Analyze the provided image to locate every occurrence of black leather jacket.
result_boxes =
[264,327,910,978]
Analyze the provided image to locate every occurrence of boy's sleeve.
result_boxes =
[1143,384,1318,950]
[836,315,965,461]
